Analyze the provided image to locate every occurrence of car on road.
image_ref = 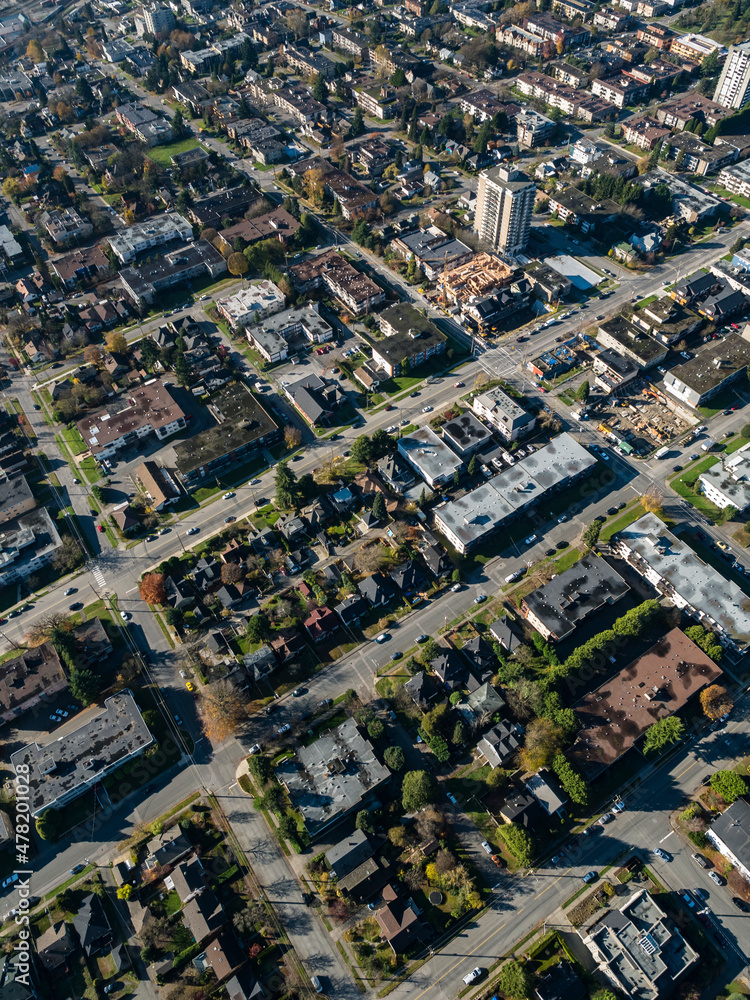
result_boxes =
[387,425,398,433]
[70,864,86,876]
[481,841,493,855]
[454,382,464,388]
[708,871,725,886]
[654,849,671,861]
[422,405,433,413]
[524,534,538,545]
[416,634,428,643]
[97,525,105,533]
[557,514,568,523]
[186,681,195,692]
[474,593,487,604]
[582,871,597,884]
[391,651,402,660]
[410,392,420,398]
[64,588,76,596]
[451,582,462,592]
[251,479,261,485]
[277,723,291,735]
[462,968,483,986]
[692,853,711,869]
[223,492,235,499]
[292,688,305,697]
[248,744,262,755]
[69,602,82,611]
[545,548,556,557]
[375,633,389,643]
[598,813,614,825]
[224,516,235,523]
[732,896,750,912]
[187,527,200,535]
[120,611,132,621]
[717,541,729,551]
[311,977,323,995]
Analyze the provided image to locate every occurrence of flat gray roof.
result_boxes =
[397,427,463,485]
[11,692,153,816]
[615,512,750,645]
[699,446,750,510]
[276,717,389,837]
[665,333,750,397]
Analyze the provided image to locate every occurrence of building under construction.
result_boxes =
[440,253,516,304]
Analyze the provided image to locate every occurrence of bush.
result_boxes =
[688,830,708,848]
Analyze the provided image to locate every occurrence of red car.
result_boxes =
[97,525,105,533]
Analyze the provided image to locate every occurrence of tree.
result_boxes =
[420,638,441,664]
[199,679,246,742]
[368,719,384,740]
[350,434,373,464]
[468,454,478,477]
[355,809,375,834]
[576,380,590,402]
[139,572,167,605]
[27,39,44,62]
[227,252,249,277]
[640,488,663,515]
[140,338,160,368]
[372,493,387,521]
[69,667,100,706]
[83,344,104,367]
[105,331,128,354]
[497,961,532,1000]
[248,754,272,785]
[452,720,467,746]
[552,753,589,806]
[284,425,302,450]
[699,684,733,721]
[117,884,133,899]
[384,746,405,771]
[582,519,601,551]
[275,460,301,509]
[312,73,327,102]
[520,718,566,772]
[391,67,406,87]
[401,770,436,812]
[502,823,533,865]
[221,562,245,585]
[171,108,187,139]
[174,353,195,387]
[246,612,271,643]
[710,769,747,803]
[643,716,685,754]
[350,107,365,137]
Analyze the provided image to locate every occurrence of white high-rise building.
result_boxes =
[474,166,535,256]
[714,42,750,109]
[144,5,176,36]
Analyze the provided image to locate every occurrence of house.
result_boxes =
[337,855,392,903]
[243,646,276,682]
[466,681,505,719]
[334,594,369,626]
[707,797,750,881]
[525,771,566,816]
[183,890,226,943]
[431,648,473,692]
[199,932,245,982]
[404,670,438,710]
[535,964,586,1000]
[422,544,451,579]
[498,788,540,829]
[325,829,377,878]
[0,643,66,724]
[284,374,343,427]
[146,828,192,869]
[35,922,75,972]
[478,721,522,768]
[73,895,112,956]
[390,559,423,597]
[488,617,523,654]
[375,885,428,953]
[165,576,195,610]
[270,628,305,662]
[112,504,140,533]
[378,455,416,494]
[358,572,395,606]
[461,637,497,678]
[169,856,206,903]
[304,606,339,642]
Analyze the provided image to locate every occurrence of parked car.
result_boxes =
[708,871,725,886]
[598,813,613,825]
[481,841,493,855]
[654,849,671,862]
[120,611,132,621]
[474,594,487,604]
[186,527,200,535]
[391,651,402,661]
[223,492,235,499]
[524,534,537,545]
[277,723,291,735]
[416,634,428,643]
[70,864,86,876]
[451,583,462,592]
[248,744,262,755]
[692,853,710,869]
[582,871,597,883]
[462,968,483,986]
[732,896,750,912]
[311,977,323,995]
[375,633,389,643]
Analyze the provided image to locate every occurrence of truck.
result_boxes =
[655,446,669,458]
[701,439,714,452]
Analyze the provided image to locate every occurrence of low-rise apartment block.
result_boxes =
[669,32,726,64]
[373,304,446,376]
[120,240,226,305]
[12,692,154,816]
[354,84,396,120]
[597,316,668,369]
[41,208,92,245]
[115,101,172,146]
[77,380,187,459]
[0,643,66,724]
[717,159,750,197]
[390,227,474,281]
[472,386,536,442]
[331,26,369,61]
[663,333,750,406]
[288,250,385,315]
[699,445,750,512]
[217,280,286,330]
[621,116,672,150]
[397,427,463,490]
[107,213,193,264]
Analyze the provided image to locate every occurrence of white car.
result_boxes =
[481,841,493,855]
[223,492,235,499]
[120,611,132,621]
[557,514,568,523]
[387,425,398,433]
[524,534,538,545]
[248,743,262,755]
[251,479,262,486]
[277,723,291,735]
[462,968,483,986]
[422,405,433,413]
[375,633,389,643]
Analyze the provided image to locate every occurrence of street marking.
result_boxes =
[675,758,698,779]
[92,567,106,589]
[410,920,510,1000]
[126,586,138,595]
[533,876,562,899]
[659,831,674,843]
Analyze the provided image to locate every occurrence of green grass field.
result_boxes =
[146,137,201,167]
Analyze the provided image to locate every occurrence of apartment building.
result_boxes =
[77,380,187,459]
[670,32,726,64]
[40,208,92,245]
[622,116,672,150]
[591,74,651,108]
[472,386,535,442]
[714,41,750,109]
[331,26,369,61]
[354,84,396,120]
[288,250,385,315]
[216,280,286,329]
[474,166,535,255]
[107,213,193,263]
[114,101,172,146]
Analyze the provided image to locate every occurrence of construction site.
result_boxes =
[438,252,515,304]
[581,379,692,455]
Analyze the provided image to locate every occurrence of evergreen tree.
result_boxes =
[372,493,387,520]
[351,107,365,136]
[420,125,431,147]
[275,461,301,509]
[468,454,478,477]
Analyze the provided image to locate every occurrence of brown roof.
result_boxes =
[35,921,75,972]
[0,643,66,719]
[218,209,300,246]
[202,932,245,981]
[572,628,722,776]
[77,380,185,455]
[50,245,109,283]
[135,460,180,507]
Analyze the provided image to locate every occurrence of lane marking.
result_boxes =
[675,758,698,779]
[659,831,674,844]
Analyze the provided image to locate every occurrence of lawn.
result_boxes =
[670,458,724,521]
[61,425,87,456]
[600,501,646,543]
[146,137,201,167]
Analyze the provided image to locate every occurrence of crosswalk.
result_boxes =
[92,566,106,591]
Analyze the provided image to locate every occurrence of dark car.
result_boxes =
[607,507,617,515]
[70,864,86,875]
[545,548,555,557]
[732,896,750,912]
[410,392,420,398]
[69,602,83,611]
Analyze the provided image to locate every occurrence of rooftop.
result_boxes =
[582,889,698,1000]
[572,628,723,776]
[522,555,630,641]
[216,281,286,326]
[665,333,750,398]
[107,212,191,260]
[0,643,65,720]
[397,427,463,485]
[391,227,473,271]
[174,383,278,478]
[10,692,154,816]
[441,412,493,455]
[598,315,665,363]
[77,380,185,454]
[708,797,750,865]
[276,717,390,837]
